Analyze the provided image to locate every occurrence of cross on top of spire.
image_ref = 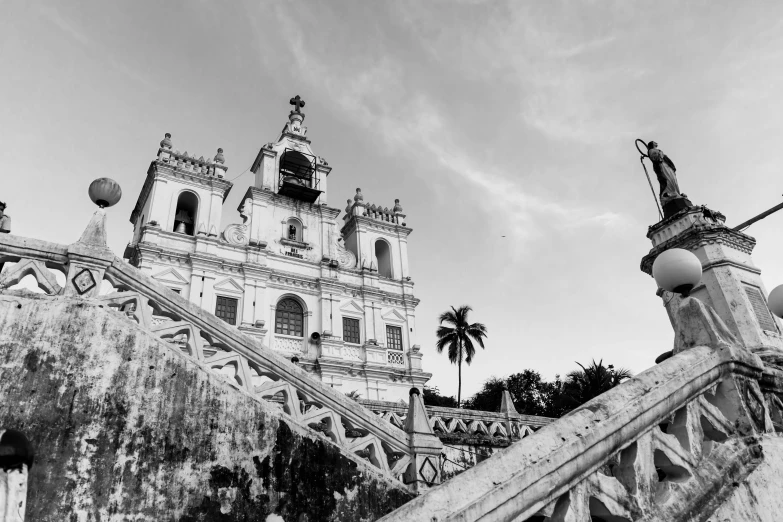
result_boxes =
[289,95,305,115]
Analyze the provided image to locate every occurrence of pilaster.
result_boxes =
[403,388,443,493]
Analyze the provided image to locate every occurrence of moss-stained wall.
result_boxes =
[0,292,414,521]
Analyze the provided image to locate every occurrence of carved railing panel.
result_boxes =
[387,350,405,366]
[0,234,413,485]
[272,334,304,353]
[360,400,553,445]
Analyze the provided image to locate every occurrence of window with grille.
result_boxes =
[343,317,361,344]
[386,325,403,351]
[215,296,238,325]
[275,298,304,337]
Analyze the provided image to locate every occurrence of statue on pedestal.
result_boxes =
[637,140,693,219]
[647,142,685,206]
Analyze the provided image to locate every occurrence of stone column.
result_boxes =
[408,345,423,371]
[403,388,443,493]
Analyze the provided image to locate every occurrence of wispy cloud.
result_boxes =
[247,1,632,247]
[38,5,155,89]
[38,5,91,46]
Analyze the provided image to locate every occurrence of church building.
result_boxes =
[124,97,431,402]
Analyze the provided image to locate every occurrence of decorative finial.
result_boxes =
[88,178,122,209]
[289,95,306,115]
[160,132,172,149]
[214,147,225,164]
[345,199,353,213]
[393,199,403,213]
[354,188,363,202]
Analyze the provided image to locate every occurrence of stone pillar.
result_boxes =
[408,345,423,371]
[64,210,113,298]
[0,429,34,522]
[251,146,277,191]
[403,388,443,493]
[641,206,783,356]
[500,386,519,439]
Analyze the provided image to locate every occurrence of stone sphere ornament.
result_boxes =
[88,178,122,208]
[768,285,783,318]
[652,248,702,296]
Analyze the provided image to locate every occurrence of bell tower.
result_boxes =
[129,133,232,244]
[249,95,331,205]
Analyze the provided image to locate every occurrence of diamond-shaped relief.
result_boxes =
[419,457,438,485]
[73,269,96,294]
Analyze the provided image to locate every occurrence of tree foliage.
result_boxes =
[559,360,632,412]
[435,305,488,407]
[463,371,564,417]
[461,361,632,418]
[422,386,458,408]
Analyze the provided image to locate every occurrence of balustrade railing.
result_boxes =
[342,344,362,361]
[387,350,405,366]
[273,334,304,353]
[0,229,415,485]
[379,304,781,521]
[361,400,554,442]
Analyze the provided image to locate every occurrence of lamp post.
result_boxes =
[652,248,702,297]
[651,248,703,365]
[768,285,783,319]
[88,178,122,209]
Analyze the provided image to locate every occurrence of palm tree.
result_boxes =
[559,360,632,412]
[435,305,488,407]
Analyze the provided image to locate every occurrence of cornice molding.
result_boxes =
[340,216,413,237]
[640,223,757,275]
[246,186,341,217]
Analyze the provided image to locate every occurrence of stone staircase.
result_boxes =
[0,210,443,520]
[378,297,783,522]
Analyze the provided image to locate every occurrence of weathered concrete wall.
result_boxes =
[0,292,414,521]
[441,443,497,481]
[706,436,783,522]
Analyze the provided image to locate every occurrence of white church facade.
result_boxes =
[124,97,431,402]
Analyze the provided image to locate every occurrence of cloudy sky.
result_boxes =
[4,1,783,400]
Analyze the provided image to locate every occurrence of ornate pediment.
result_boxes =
[213,277,244,294]
[340,299,365,315]
[152,267,189,285]
[381,309,406,323]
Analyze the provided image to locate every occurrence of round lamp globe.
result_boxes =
[768,285,783,318]
[652,248,702,296]
[88,178,122,208]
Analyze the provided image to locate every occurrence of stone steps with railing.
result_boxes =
[0,210,441,490]
[379,296,783,521]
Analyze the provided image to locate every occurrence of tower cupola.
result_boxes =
[250,95,332,204]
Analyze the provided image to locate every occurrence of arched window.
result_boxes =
[375,239,392,278]
[275,298,304,337]
[279,150,314,186]
[286,217,302,242]
[173,191,198,236]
